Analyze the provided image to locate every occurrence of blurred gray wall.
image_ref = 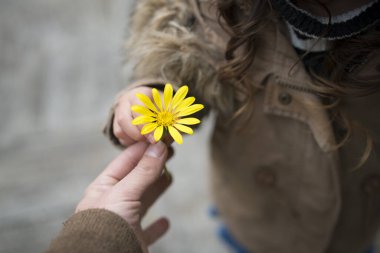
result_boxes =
[0,0,129,148]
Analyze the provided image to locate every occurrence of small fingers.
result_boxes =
[143,217,170,246]
[113,87,167,145]
[114,101,145,146]
[113,117,130,146]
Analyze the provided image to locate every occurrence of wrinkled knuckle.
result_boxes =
[113,128,124,140]
[135,160,157,175]
[135,164,154,175]
[142,159,164,179]
[116,115,128,128]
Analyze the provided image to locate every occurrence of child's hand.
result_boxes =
[113,86,158,146]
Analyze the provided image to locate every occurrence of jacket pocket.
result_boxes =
[264,75,337,152]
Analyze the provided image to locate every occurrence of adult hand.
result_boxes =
[76,141,171,252]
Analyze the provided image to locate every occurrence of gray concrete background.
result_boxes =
[0,0,228,252]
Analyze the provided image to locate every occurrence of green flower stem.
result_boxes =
[163,165,171,179]
[161,131,172,180]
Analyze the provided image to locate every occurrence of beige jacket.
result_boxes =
[104,0,380,252]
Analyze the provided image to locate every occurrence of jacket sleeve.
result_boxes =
[45,209,143,253]
[124,0,224,94]
[103,0,234,147]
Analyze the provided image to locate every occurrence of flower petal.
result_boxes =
[174,97,195,113]
[141,123,158,135]
[176,117,201,125]
[152,88,163,111]
[171,85,188,110]
[132,116,156,125]
[131,105,156,117]
[174,124,193,135]
[154,126,164,141]
[176,104,204,117]
[168,126,183,144]
[136,93,158,113]
[164,84,173,110]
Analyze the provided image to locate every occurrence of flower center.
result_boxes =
[156,111,175,127]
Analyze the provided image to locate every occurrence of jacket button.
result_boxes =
[255,169,276,187]
[278,92,292,105]
[362,175,380,195]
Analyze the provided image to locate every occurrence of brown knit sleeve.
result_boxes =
[45,209,143,253]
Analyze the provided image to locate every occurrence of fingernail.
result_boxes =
[147,134,156,144]
[145,142,166,158]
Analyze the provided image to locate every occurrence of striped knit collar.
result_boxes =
[272,0,380,40]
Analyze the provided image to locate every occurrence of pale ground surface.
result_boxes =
[0,0,379,253]
[0,0,228,252]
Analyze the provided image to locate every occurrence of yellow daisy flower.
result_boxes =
[131,83,204,144]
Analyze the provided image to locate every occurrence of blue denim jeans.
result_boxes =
[210,207,376,253]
